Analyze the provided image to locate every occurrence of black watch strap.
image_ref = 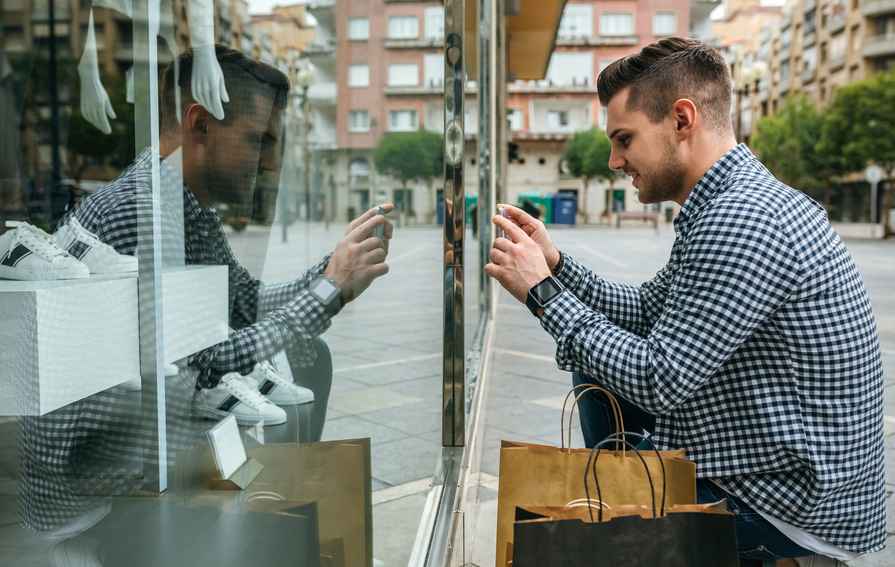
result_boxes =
[526,276,564,318]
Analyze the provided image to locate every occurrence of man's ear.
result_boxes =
[184,104,210,145]
[671,99,698,141]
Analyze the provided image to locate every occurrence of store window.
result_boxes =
[600,13,634,37]
[348,17,370,40]
[388,63,419,86]
[388,109,418,131]
[653,12,676,36]
[388,16,419,39]
[348,63,370,87]
[348,110,370,132]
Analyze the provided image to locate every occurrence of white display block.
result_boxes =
[0,265,228,416]
[0,276,139,416]
[161,265,229,364]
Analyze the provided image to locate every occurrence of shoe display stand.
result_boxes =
[0,265,228,415]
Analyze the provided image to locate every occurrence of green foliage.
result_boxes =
[819,71,895,236]
[372,129,443,187]
[563,128,620,223]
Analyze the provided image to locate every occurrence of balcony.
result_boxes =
[803,0,816,12]
[781,15,792,29]
[383,37,443,50]
[829,13,846,35]
[778,45,791,61]
[555,35,639,47]
[307,82,337,105]
[803,31,816,48]
[801,66,816,83]
[864,0,895,17]
[507,82,598,94]
[309,127,337,150]
[862,32,895,57]
[383,84,444,96]
[758,79,770,102]
[305,42,335,58]
[778,76,791,94]
[307,0,335,10]
[828,53,846,71]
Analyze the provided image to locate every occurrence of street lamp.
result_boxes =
[296,67,315,230]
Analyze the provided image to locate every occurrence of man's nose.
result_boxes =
[608,147,626,172]
[259,147,278,173]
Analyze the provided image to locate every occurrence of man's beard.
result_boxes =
[202,154,257,206]
[636,141,686,204]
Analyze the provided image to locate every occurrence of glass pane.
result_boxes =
[1,0,451,565]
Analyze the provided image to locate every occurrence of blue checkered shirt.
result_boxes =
[541,144,886,553]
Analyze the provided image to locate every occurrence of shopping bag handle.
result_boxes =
[584,432,667,523]
[561,385,625,452]
[565,498,611,510]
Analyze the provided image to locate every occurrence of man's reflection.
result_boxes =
[19,45,393,563]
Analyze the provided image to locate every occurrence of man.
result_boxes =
[19,45,392,540]
[486,38,885,567]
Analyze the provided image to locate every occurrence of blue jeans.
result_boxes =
[572,372,814,566]
[285,338,333,442]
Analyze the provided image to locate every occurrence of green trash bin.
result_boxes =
[465,192,478,224]
[518,191,553,224]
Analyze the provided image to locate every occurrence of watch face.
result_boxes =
[311,277,338,301]
[533,277,562,303]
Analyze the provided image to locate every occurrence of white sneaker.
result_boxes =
[250,361,314,406]
[193,372,287,426]
[795,555,849,566]
[0,221,89,280]
[53,217,137,274]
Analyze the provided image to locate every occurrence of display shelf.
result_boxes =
[0,265,228,416]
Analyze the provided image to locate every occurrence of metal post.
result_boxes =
[443,0,465,447]
[302,85,311,226]
[870,181,878,226]
[47,0,61,223]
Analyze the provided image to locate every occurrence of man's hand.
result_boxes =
[325,205,395,302]
[498,204,561,272]
[484,214,552,304]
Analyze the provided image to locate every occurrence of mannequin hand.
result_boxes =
[78,9,115,134]
[191,43,229,120]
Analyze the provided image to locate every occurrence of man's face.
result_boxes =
[605,89,687,205]
[203,96,282,206]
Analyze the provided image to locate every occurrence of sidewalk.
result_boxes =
[467,227,895,567]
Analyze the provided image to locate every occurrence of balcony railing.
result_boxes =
[555,35,638,47]
[862,32,895,57]
[778,76,791,94]
[383,37,443,49]
[778,45,791,61]
[801,66,816,83]
[803,31,816,48]
[803,0,817,12]
[829,13,846,34]
[828,53,846,71]
[307,82,337,103]
[863,0,895,17]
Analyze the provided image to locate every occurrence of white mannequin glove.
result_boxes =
[78,9,116,134]
[188,0,228,120]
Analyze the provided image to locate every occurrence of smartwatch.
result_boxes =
[526,276,564,317]
[309,275,344,316]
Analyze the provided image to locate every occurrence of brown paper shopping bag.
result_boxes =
[173,439,372,567]
[510,434,738,567]
[495,386,697,567]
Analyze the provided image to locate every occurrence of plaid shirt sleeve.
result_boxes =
[556,253,674,338]
[257,254,331,317]
[541,199,802,414]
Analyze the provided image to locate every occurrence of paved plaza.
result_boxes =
[0,220,891,566]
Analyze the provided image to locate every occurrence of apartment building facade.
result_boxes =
[722,0,895,221]
[306,0,715,224]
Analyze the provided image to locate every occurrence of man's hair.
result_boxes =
[597,37,733,135]
[160,44,291,139]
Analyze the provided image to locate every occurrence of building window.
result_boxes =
[424,53,444,87]
[348,18,369,40]
[781,26,792,48]
[780,60,790,80]
[558,4,593,39]
[388,63,419,87]
[653,12,675,36]
[508,108,524,131]
[547,111,569,128]
[388,16,419,39]
[349,110,370,132]
[545,52,593,86]
[599,107,608,129]
[600,13,633,37]
[350,158,370,185]
[804,9,816,35]
[389,110,418,131]
[348,64,370,87]
[424,6,444,40]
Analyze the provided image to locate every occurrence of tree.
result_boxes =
[753,92,857,215]
[372,129,443,224]
[563,128,618,223]
[819,71,895,238]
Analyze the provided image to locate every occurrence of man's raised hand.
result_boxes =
[498,204,561,273]
[485,213,552,304]
[325,205,394,302]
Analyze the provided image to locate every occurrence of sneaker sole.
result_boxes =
[0,264,90,280]
[192,403,287,426]
[86,262,138,274]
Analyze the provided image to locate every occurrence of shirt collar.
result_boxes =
[676,143,756,229]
